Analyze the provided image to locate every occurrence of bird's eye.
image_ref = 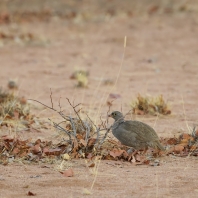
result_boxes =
[113,113,116,116]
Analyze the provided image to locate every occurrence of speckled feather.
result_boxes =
[109,111,165,150]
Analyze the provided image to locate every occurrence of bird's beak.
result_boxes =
[108,114,112,117]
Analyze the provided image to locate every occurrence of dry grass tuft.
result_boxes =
[0,88,30,120]
[131,94,171,116]
[70,69,89,88]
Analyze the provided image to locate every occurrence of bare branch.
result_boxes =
[84,112,97,129]
[97,125,112,147]
[58,96,62,112]
[66,98,86,130]
[50,88,53,109]
[106,100,113,125]
[28,99,55,111]
[48,118,73,141]
[28,99,70,122]
[74,103,81,108]
[68,116,77,137]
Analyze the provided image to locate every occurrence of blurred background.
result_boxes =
[0,0,198,136]
[1,2,198,197]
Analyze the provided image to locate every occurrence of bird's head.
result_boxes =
[108,111,124,121]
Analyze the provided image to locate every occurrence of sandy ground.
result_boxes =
[0,1,198,197]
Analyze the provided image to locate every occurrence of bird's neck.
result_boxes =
[114,117,125,125]
[115,117,124,123]
[112,118,124,130]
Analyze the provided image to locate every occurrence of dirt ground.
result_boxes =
[0,0,198,197]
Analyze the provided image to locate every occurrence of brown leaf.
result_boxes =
[86,153,93,159]
[190,145,197,151]
[88,163,95,168]
[12,147,20,155]
[73,139,79,151]
[79,139,87,147]
[61,168,74,177]
[27,191,36,196]
[180,133,191,140]
[143,160,150,165]
[87,138,96,147]
[167,138,178,145]
[135,154,146,162]
[179,139,189,147]
[109,149,125,158]
[76,134,84,140]
[43,147,49,154]
[35,139,41,144]
[44,148,62,156]
[19,151,28,157]
[107,101,113,106]
[174,145,184,153]
[104,155,114,160]
[31,144,41,154]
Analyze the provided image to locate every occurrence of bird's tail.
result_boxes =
[155,141,166,151]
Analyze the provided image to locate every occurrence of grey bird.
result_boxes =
[108,111,165,151]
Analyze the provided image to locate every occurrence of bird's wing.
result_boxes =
[114,126,138,147]
[120,120,159,142]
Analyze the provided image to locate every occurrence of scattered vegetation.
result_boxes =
[131,94,171,116]
[0,126,198,166]
[0,88,30,122]
[0,91,197,166]
[70,69,89,87]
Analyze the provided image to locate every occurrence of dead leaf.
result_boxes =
[174,145,184,153]
[12,147,20,155]
[44,148,61,156]
[107,101,113,106]
[87,138,96,147]
[79,139,87,147]
[27,191,36,196]
[109,149,125,158]
[179,139,189,147]
[167,138,178,145]
[190,145,197,151]
[88,163,95,168]
[143,160,150,165]
[31,144,41,154]
[35,139,42,145]
[61,168,74,177]
[135,154,146,162]
[76,134,84,140]
[86,153,93,159]
[180,133,191,140]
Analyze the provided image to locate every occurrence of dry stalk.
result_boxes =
[29,90,112,153]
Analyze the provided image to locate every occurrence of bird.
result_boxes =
[108,111,165,151]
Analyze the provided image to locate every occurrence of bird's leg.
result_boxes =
[127,148,138,161]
